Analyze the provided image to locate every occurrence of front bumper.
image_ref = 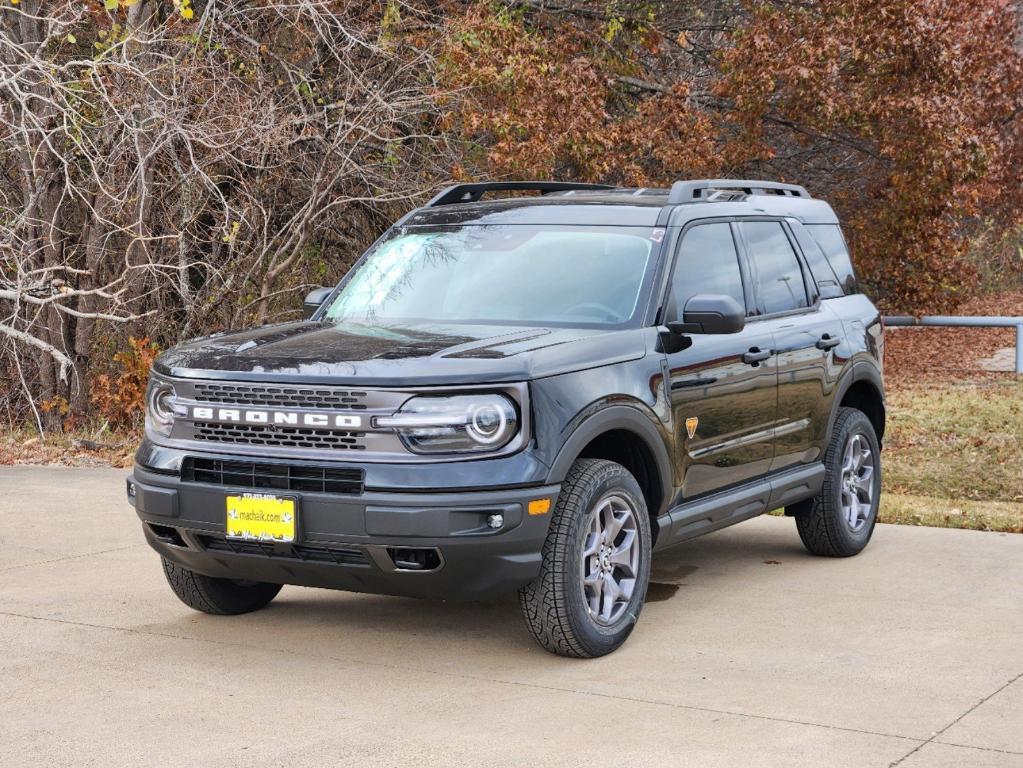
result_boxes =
[129,464,559,600]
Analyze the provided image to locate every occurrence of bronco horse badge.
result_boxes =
[685,416,699,440]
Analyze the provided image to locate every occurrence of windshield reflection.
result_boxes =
[325,225,656,329]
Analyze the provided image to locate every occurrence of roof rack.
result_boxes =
[666,179,810,205]
[424,181,616,207]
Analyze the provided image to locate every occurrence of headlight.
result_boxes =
[145,377,179,437]
[375,394,519,454]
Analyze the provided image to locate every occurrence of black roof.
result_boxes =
[404,183,839,228]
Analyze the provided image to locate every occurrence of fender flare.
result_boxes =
[824,360,886,446]
[546,405,674,515]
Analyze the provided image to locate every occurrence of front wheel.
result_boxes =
[519,459,651,658]
[791,407,882,557]
[162,558,282,615]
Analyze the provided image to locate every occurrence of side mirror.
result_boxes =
[302,287,334,319]
[668,294,745,335]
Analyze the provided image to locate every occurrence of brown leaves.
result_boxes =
[718,0,1023,312]
[439,1,1023,314]
[436,5,720,185]
[437,7,613,180]
[884,288,1023,384]
[0,429,136,468]
[90,337,160,429]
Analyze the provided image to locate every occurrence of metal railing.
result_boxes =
[883,315,1023,375]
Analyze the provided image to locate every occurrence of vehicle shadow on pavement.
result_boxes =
[158,520,815,657]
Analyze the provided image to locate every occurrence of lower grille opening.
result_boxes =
[197,535,369,567]
[182,457,363,495]
[148,523,186,547]
[387,547,442,572]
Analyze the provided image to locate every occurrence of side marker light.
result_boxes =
[528,498,551,516]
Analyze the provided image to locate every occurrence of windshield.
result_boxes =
[324,225,657,328]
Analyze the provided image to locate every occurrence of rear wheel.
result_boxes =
[519,459,651,658]
[790,407,882,557]
[162,558,282,615]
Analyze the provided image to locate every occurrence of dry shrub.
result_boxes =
[90,337,161,429]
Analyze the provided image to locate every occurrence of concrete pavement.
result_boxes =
[1,466,1021,767]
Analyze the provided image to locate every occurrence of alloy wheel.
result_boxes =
[840,432,876,532]
[580,493,640,625]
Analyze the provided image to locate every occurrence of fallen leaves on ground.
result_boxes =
[885,288,1023,386]
[0,429,137,468]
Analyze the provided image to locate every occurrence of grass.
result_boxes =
[879,494,1023,533]
[880,379,1023,532]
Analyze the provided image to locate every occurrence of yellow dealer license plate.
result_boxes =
[226,494,297,543]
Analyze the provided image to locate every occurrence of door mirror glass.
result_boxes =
[303,287,334,319]
[670,294,746,335]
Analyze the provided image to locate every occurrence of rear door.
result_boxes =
[664,220,779,500]
[736,219,844,472]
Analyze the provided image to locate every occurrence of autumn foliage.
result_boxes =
[437,5,724,185]
[3,0,1023,430]
[720,0,1023,310]
[438,1,1023,311]
[90,337,161,429]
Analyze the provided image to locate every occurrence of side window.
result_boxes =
[789,221,844,299]
[806,224,858,293]
[670,223,746,317]
[740,221,809,315]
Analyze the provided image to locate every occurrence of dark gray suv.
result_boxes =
[128,179,885,657]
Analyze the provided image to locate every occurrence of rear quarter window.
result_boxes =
[806,224,858,294]
[788,222,843,299]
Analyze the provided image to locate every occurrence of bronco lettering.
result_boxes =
[188,405,362,429]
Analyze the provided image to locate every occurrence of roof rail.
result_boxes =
[666,179,811,205]
[424,181,616,207]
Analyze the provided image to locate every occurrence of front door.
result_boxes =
[769,305,846,470]
[664,221,779,500]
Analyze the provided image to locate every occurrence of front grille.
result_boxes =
[192,422,367,451]
[183,457,363,495]
[198,535,369,566]
[192,383,368,410]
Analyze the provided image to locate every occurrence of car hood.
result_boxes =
[154,321,649,385]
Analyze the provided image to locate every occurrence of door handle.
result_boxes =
[816,334,841,351]
[742,347,772,365]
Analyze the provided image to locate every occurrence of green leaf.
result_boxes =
[66,33,77,44]
[104,0,118,10]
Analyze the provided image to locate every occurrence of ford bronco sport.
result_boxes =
[129,179,885,657]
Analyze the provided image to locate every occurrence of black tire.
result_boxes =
[518,459,651,658]
[790,407,882,557]
[162,558,282,615]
